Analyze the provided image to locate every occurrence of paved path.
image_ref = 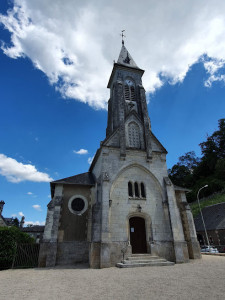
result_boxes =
[0,256,225,300]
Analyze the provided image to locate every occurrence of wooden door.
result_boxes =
[129,217,147,253]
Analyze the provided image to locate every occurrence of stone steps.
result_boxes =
[116,254,174,268]
[127,255,160,260]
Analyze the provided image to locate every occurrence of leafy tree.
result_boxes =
[178,151,200,169]
[169,119,225,202]
[12,217,19,227]
[168,151,199,187]
[199,118,225,161]
[215,158,225,180]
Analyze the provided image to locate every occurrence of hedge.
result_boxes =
[0,226,34,270]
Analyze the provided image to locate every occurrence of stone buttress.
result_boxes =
[39,43,201,268]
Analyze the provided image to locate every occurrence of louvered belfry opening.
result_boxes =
[124,84,130,100]
[130,86,135,101]
[124,84,135,101]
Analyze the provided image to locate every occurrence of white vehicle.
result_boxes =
[201,246,219,253]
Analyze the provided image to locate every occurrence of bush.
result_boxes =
[0,226,34,270]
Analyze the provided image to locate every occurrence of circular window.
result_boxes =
[71,198,85,212]
[68,195,88,216]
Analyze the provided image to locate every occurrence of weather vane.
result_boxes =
[121,30,126,45]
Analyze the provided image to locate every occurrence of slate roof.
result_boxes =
[0,215,7,226]
[174,185,191,192]
[3,217,14,226]
[194,202,225,231]
[117,44,139,69]
[22,225,45,233]
[51,172,95,186]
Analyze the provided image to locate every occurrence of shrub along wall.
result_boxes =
[0,226,34,270]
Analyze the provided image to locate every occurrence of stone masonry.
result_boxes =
[39,43,201,268]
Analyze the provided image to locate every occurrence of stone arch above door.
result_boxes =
[110,163,163,201]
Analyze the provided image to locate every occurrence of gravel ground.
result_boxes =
[0,256,225,300]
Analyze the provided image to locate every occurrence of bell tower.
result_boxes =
[39,38,201,269]
[105,43,152,160]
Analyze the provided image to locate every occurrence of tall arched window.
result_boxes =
[128,122,140,148]
[124,79,135,101]
[128,181,133,197]
[134,182,139,197]
[141,182,146,198]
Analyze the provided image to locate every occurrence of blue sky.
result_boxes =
[1,0,225,225]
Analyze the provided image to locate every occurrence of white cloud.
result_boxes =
[73,149,88,155]
[27,192,33,195]
[1,1,225,108]
[24,220,45,226]
[0,153,53,183]
[203,57,225,87]
[35,137,39,142]
[88,156,94,165]
[32,204,42,211]
[11,214,17,217]
[48,194,51,198]
[18,211,24,217]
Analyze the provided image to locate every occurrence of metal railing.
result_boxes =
[12,243,40,269]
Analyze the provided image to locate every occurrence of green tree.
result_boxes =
[12,217,19,227]
[168,151,199,187]
[169,119,225,202]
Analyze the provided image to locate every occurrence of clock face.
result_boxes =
[125,79,134,86]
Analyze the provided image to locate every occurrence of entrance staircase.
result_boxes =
[116,254,174,268]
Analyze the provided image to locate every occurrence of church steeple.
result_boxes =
[117,44,139,69]
[105,44,152,160]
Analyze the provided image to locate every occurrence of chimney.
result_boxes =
[0,201,5,216]
[20,216,25,228]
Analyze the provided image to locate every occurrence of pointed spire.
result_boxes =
[117,44,139,69]
[121,30,125,45]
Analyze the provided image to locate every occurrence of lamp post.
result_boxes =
[197,185,210,250]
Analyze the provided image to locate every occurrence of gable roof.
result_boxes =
[0,215,7,226]
[3,217,15,226]
[150,132,167,154]
[22,225,45,233]
[174,185,191,192]
[51,172,95,186]
[194,202,225,231]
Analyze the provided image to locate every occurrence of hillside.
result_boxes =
[190,191,225,218]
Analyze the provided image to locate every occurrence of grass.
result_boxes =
[190,191,225,218]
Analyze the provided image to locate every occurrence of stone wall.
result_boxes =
[58,184,91,242]
[91,146,177,266]
[56,241,89,265]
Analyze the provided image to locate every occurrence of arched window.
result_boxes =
[134,182,139,197]
[128,181,133,197]
[141,182,146,198]
[128,122,140,148]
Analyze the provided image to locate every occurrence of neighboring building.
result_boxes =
[0,200,15,227]
[194,202,225,252]
[39,42,201,268]
[22,226,45,243]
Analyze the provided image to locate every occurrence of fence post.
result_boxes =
[11,242,17,269]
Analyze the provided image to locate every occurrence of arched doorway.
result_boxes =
[129,217,147,253]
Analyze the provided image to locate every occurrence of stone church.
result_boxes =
[39,42,201,268]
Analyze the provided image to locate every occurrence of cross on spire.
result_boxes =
[121,30,126,45]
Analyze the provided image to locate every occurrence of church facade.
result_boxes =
[39,43,201,268]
